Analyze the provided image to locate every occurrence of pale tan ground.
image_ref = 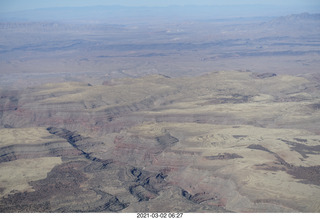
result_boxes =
[128,122,320,212]
[0,70,319,212]
[0,157,62,197]
[0,127,59,147]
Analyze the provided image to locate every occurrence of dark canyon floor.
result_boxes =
[0,10,320,213]
[0,70,320,212]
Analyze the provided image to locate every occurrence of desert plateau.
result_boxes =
[0,2,320,213]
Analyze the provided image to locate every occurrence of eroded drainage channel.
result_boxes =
[47,127,113,167]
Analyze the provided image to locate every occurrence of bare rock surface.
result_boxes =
[0,71,320,212]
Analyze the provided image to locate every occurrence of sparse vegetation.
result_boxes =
[0,8,319,213]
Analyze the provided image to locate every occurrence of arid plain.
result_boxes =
[0,8,320,212]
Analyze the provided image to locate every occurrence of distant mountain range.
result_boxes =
[269,12,320,24]
[0,5,319,23]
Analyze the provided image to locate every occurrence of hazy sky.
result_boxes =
[1,0,320,12]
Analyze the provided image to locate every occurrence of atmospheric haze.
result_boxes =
[0,0,320,214]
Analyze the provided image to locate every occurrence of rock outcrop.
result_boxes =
[1,71,320,212]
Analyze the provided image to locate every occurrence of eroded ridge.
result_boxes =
[0,70,320,212]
